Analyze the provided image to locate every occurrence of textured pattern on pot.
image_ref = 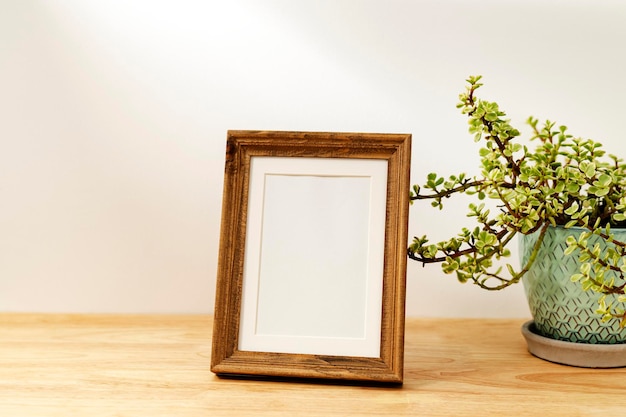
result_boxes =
[520,226,626,344]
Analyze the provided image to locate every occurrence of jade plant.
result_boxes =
[408,75,626,327]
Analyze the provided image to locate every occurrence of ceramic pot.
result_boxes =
[519,225,626,344]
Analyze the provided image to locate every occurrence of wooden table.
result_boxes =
[1,314,624,416]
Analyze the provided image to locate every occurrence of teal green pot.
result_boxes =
[519,226,626,344]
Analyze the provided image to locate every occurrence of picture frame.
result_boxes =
[211,130,411,384]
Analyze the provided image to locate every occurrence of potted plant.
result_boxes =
[408,75,626,367]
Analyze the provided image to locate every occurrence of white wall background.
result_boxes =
[1,0,626,316]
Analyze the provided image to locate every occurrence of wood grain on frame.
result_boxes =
[211,131,411,384]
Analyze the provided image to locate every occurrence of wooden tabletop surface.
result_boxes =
[1,313,624,416]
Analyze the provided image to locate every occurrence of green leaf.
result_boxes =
[580,262,591,275]
[563,245,577,256]
[597,173,612,187]
[589,185,609,197]
[582,279,594,291]
[554,182,565,193]
[566,183,580,193]
[501,264,514,276]
[613,213,626,222]
[564,201,579,216]
[485,112,498,122]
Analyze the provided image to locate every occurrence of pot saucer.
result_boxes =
[521,320,626,368]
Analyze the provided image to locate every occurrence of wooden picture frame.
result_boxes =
[211,130,411,384]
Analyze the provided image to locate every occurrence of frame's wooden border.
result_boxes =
[210,130,411,384]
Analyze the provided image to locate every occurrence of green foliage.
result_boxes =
[408,76,626,327]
